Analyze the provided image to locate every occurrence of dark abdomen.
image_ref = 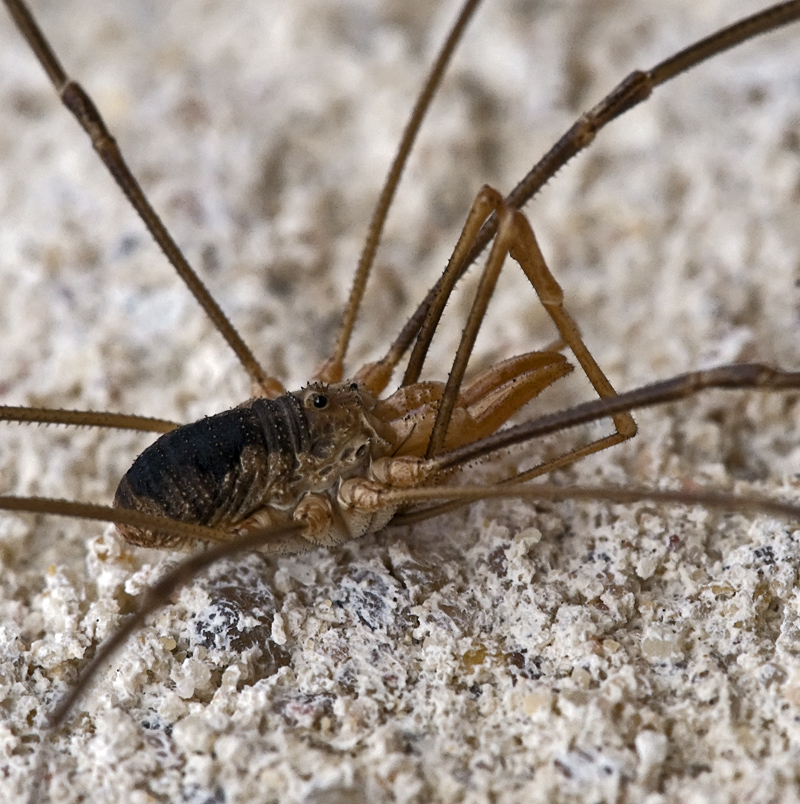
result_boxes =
[114,394,309,547]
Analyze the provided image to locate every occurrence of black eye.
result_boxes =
[311,394,328,409]
[356,444,367,458]
[349,382,358,391]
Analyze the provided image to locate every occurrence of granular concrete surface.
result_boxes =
[1,0,800,802]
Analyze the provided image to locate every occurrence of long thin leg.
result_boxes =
[460,0,800,276]
[24,514,305,804]
[387,482,800,528]
[433,362,800,473]
[2,0,283,398]
[0,406,178,433]
[393,362,800,524]
[0,496,230,545]
[356,182,570,396]
[315,0,484,385]
[354,180,507,395]
[424,186,636,470]
[401,189,500,389]
[372,1,800,383]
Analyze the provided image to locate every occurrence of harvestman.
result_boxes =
[2,0,800,791]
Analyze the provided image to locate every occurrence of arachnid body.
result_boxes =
[2,1,800,802]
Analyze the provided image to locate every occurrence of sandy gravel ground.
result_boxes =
[1,0,800,802]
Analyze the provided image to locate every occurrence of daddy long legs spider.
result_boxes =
[1,0,800,801]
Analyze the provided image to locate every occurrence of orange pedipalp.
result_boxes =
[372,350,572,457]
